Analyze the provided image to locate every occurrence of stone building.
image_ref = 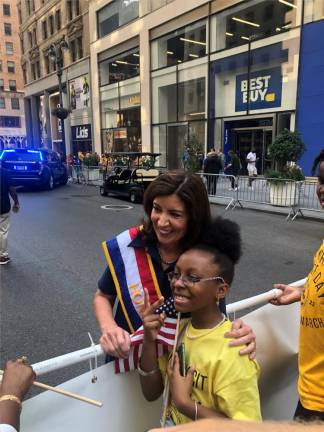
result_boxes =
[0,0,26,149]
[18,0,91,157]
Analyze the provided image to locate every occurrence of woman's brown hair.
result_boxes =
[142,170,211,251]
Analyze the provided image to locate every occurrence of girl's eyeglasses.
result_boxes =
[168,271,225,287]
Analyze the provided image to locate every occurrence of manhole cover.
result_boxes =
[101,204,133,210]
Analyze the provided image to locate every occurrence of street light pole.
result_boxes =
[47,35,69,159]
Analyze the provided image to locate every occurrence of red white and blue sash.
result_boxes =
[102,226,163,334]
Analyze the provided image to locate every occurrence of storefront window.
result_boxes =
[303,0,324,23]
[99,49,140,86]
[211,0,298,53]
[152,124,167,167]
[209,35,300,118]
[100,76,141,153]
[97,0,139,39]
[151,66,177,124]
[152,57,207,124]
[151,19,207,70]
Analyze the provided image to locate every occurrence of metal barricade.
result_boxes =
[71,165,104,186]
[202,173,320,220]
[288,179,322,220]
[200,173,243,210]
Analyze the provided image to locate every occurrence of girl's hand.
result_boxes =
[140,288,165,343]
[167,352,195,409]
[225,319,256,360]
[270,284,302,305]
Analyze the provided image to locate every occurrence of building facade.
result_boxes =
[0,0,26,149]
[89,0,323,175]
[18,0,91,157]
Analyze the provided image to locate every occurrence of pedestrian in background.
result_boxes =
[0,167,19,265]
[246,147,258,189]
[203,151,223,195]
[226,150,241,191]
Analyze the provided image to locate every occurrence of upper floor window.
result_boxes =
[0,97,5,109]
[28,32,33,47]
[5,42,14,55]
[33,28,37,45]
[49,15,54,35]
[97,0,139,39]
[99,48,140,86]
[11,98,20,110]
[75,0,80,16]
[22,65,27,84]
[20,36,25,53]
[9,80,16,91]
[151,19,207,70]
[0,60,2,72]
[77,36,83,59]
[211,0,298,53]
[7,61,15,73]
[56,10,61,30]
[0,116,21,127]
[3,4,10,16]
[26,0,31,15]
[42,21,47,39]
[4,23,12,36]
[18,7,22,24]
[67,0,73,21]
[44,54,50,74]
[70,39,77,62]
[0,79,4,91]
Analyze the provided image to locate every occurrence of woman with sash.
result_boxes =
[93,171,256,360]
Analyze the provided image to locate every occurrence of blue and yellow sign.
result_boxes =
[235,67,282,111]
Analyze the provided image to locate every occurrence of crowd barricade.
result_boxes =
[71,165,104,186]
[201,173,319,220]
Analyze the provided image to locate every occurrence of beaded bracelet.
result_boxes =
[137,358,159,377]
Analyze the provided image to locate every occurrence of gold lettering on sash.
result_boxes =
[129,283,144,308]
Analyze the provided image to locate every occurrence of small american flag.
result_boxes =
[114,298,177,373]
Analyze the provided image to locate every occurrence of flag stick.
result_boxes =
[0,370,103,408]
[160,312,181,427]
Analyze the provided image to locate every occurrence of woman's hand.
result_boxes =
[167,352,194,410]
[270,284,302,306]
[225,319,256,359]
[99,326,131,359]
[140,288,165,343]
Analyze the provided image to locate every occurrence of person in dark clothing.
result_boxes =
[0,168,19,265]
[226,150,241,190]
[203,151,223,195]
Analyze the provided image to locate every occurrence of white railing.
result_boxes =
[31,278,306,376]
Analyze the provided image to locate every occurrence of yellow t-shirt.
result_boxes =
[159,319,261,424]
[298,239,324,412]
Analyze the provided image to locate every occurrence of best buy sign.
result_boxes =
[235,67,282,111]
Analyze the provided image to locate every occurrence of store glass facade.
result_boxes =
[97,0,139,38]
[99,48,141,154]
[150,0,303,171]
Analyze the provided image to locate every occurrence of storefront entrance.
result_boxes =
[167,124,187,170]
[233,127,272,174]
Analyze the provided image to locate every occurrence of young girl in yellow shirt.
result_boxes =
[139,217,261,426]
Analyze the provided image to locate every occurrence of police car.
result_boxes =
[0,148,68,190]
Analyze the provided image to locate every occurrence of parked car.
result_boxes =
[0,148,68,190]
[100,152,161,203]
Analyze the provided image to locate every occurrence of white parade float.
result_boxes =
[20,279,304,432]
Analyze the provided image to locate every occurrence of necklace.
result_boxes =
[157,247,179,266]
[185,314,227,340]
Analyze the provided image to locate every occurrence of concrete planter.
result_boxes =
[269,182,298,207]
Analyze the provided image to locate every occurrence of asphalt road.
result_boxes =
[0,182,322,397]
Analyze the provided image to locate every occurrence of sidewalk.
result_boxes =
[209,195,324,221]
